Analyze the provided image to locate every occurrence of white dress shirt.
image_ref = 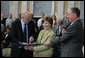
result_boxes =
[21,20,28,43]
[37,18,43,28]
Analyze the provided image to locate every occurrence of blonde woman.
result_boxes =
[24,16,55,57]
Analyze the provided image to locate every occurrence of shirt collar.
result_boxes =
[70,19,78,25]
[21,19,25,25]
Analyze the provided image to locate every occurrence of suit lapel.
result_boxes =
[66,19,80,30]
[18,20,25,40]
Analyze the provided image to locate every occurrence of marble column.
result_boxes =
[30,1,33,13]
[80,1,84,27]
[80,1,84,19]
[21,1,28,13]
[68,1,75,9]
[51,1,55,15]
[56,1,64,19]
[9,1,18,20]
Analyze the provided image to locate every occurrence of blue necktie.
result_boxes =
[24,24,29,43]
[24,24,26,42]
[56,26,60,36]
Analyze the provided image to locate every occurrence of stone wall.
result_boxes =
[33,1,52,16]
[1,1,9,18]
[1,1,84,20]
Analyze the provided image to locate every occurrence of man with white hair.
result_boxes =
[11,10,37,57]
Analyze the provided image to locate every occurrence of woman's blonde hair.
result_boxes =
[42,16,53,27]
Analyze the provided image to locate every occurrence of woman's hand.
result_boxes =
[29,36,34,43]
[28,46,34,51]
[44,41,51,46]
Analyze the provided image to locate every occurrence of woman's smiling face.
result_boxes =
[43,21,51,30]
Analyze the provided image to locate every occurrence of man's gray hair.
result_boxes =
[21,10,30,18]
[70,7,80,17]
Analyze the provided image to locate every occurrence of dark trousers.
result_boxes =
[11,47,33,57]
[52,36,61,58]
[52,45,61,58]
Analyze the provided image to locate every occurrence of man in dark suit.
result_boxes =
[11,11,37,57]
[1,13,6,27]
[44,7,84,57]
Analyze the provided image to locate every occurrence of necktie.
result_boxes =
[24,24,29,43]
[56,26,59,36]
[24,24,26,41]
[57,26,59,32]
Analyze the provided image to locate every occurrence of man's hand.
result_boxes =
[1,44,4,49]
[18,42,27,44]
[2,40,6,43]
[29,36,34,43]
[22,42,28,44]
[22,42,29,50]
[24,46,29,50]
[44,41,51,46]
